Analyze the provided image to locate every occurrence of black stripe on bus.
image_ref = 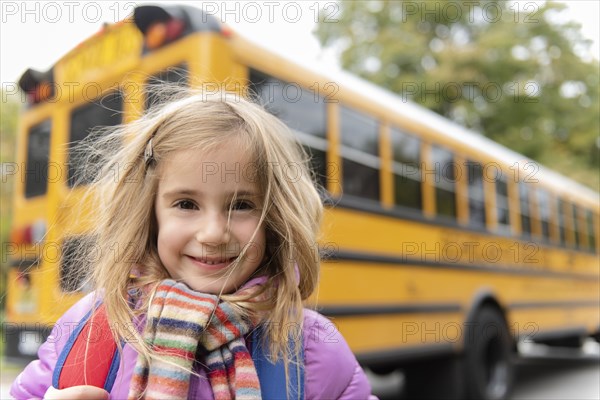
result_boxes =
[317,300,595,319]
[326,249,596,281]
[318,303,462,317]
[325,194,474,232]
[509,301,599,309]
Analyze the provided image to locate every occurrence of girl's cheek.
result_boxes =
[249,244,266,263]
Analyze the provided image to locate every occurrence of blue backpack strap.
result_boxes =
[252,326,305,400]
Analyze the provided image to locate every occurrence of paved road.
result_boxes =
[370,340,600,400]
[508,341,600,400]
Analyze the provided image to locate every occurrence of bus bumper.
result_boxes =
[2,323,52,361]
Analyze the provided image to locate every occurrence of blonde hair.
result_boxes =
[75,88,323,376]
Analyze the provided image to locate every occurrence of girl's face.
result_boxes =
[154,141,266,294]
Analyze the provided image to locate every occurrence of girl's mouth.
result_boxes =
[186,255,236,269]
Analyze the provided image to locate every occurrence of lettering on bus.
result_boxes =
[54,21,142,84]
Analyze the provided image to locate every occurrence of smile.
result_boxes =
[186,255,237,269]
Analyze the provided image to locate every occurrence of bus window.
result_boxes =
[431,145,456,218]
[249,70,326,139]
[59,236,85,292]
[571,203,580,249]
[24,120,51,198]
[391,127,421,211]
[557,198,567,246]
[586,209,597,252]
[248,70,327,189]
[537,189,552,241]
[68,91,123,186]
[519,182,532,236]
[340,105,380,201]
[495,174,510,233]
[145,63,188,110]
[304,147,327,191]
[466,161,486,228]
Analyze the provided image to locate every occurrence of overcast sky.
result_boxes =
[1,1,598,87]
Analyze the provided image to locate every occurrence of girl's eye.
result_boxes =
[231,200,255,211]
[175,200,197,210]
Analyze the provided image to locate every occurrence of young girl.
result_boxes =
[11,89,376,399]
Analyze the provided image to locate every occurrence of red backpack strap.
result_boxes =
[52,302,120,392]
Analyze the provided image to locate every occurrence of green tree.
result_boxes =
[316,0,599,189]
[0,90,22,312]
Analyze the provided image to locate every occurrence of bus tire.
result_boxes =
[464,306,514,400]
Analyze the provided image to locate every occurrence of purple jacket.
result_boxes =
[11,293,376,399]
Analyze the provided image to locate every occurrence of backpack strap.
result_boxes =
[52,302,120,392]
[52,300,305,399]
[252,326,305,400]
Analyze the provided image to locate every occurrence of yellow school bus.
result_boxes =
[5,4,599,399]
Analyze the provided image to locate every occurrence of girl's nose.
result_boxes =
[195,211,230,245]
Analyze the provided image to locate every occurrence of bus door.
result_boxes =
[6,108,54,358]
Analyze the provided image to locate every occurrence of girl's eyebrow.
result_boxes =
[161,188,262,198]
[161,189,200,198]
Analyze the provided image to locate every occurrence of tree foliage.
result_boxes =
[316,0,599,190]
[0,91,21,310]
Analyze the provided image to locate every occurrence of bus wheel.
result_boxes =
[464,307,514,400]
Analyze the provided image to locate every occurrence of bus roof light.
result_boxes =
[220,24,234,38]
[133,5,222,51]
[18,68,55,105]
[166,18,185,41]
[146,22,168,49]
[145,18,186,50]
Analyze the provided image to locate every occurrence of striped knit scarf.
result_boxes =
[128,279,262,400]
